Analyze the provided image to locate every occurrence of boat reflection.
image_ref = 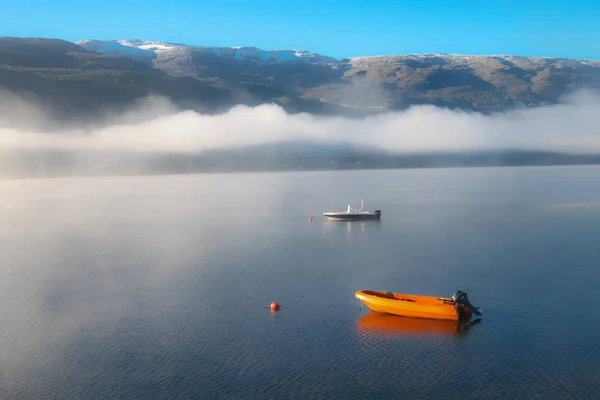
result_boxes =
[322,219,382,234]
[356,311,481,338]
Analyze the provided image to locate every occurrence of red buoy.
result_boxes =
[270,302,280,311]
[309,216,313,221]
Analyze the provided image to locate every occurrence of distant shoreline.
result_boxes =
[2,158,599,182]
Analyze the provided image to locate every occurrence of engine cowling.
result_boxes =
[452,290,482,317]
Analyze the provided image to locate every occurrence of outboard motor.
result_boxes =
[374,210,381,219]
[452,290,482,318]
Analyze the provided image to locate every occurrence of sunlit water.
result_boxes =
[1,166,600,399]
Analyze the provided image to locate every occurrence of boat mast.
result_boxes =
[361,198,364,211]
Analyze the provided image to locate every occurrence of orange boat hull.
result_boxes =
[355,290,460,321]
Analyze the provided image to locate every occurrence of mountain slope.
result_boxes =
[0,37,233,123]
[1,36,600,123]
[75,39,339,67]
[73,39,600,112]
[338,53,600,111]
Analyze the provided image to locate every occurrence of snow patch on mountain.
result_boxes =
[76,39,339,65]
[228,46,335,63]
[75,39,154,58]
[118,40,177,53]
[345,53,592,64]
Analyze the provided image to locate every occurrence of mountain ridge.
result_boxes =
[1,36,600,123]
[77,38,600,62]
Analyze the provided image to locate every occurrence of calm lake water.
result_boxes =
[1,166,600,399]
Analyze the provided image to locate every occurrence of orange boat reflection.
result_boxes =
[356,311,480,338]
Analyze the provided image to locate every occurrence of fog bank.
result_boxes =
[1,89,600,178]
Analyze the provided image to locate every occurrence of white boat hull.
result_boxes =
[322,212,381,220]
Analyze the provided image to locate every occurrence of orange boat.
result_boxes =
[355,289,482,321]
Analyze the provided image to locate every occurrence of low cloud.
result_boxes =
[1,89,600,178]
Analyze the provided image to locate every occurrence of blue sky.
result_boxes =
[2,0,599,59]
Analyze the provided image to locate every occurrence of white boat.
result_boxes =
[322,199,381,220]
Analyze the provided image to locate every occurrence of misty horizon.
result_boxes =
[1,88,600,179]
